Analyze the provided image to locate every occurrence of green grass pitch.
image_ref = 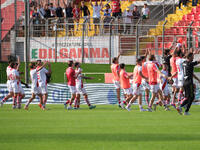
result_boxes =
[0,104,200,150]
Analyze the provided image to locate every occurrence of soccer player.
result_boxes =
[125,58,148,111]
[0,61,14,107]
[36,60,51,109]
[170,49,179,108]
[119,63,133,109]
[146,55,168,112]
[111,53,121,107]
[176,53,200,115]
[175,50,186,105]
[74,62,96,109]
[24,62,47,110]
[65,61,76,110]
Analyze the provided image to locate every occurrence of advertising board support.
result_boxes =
[81,21,85,63]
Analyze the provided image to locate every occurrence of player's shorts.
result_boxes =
[172,77,178,88]
[123,88,133,95]
[132,83,142,95]
[12,81,20,93]
[76,84,87,95]
[19,83,25,95]
[31,85,42,95]
[7,80,13,93]
[142,79,150,90]
[178,77,184,88]
[150,84,159,93]
[113,80,121,89]
[39,82,48,94]
[68,85,77,94]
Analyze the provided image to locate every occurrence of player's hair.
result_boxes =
[112,57,118,63]
[120,63,125,69]
[10,62,15,68]
[75,62,80,67]
[68,60,74,67]
[29,62,36,69]
[140,56,146,61]
[186,52,193,59]
[177,50,184,57]
[164,49,170,55]
[136,58,142,63]
[149,55,155,61]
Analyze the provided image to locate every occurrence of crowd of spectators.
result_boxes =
[21,0,151,36]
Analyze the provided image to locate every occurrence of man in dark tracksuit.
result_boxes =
[176,53,200,115]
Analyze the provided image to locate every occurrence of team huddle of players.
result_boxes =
[1,59,52,110]
[1,43,200,114]
[111,45,200,115]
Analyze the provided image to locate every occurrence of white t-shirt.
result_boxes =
[11,69,20,82]
[142,7,150,16]
[176,57,186,80]
[6,66,12,79]
[30,69,38,87]
[37,67,48,84]
[160,70,168,88]
[75,68,83,85]
[124,11,133,24]
[93,5,101,18]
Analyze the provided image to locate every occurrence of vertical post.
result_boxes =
[55,19,58,62]
[162,2,165,19]
[109,22,112,65]
[136,19,140,58]
[173,0,175,13]
[81,22,85,63]
[188,21,194,50]
[0,0,2,61]
[24,0,29,83]
[162,20,167,57]
[14,0,17,56]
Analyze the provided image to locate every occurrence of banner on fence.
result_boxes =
[30,36,119,64]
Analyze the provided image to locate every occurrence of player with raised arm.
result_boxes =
[0,61,14,107]
[36,60,51,109]
[24,62,47,110]
[125,58,148,111]
[64,61,76,110]
[74,62,96,109]
[111,53,122,107]
[146,55,169,112]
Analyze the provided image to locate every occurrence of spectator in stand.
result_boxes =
[32,7,41,37]
[124,8,133,34]
[44,4,51,19]
[63,0,74,36]
[111,0,121,18]
[132,5,140,19]
[56,3,64,18]
[103,8,111,33]
[90,0,103,36]
[80,1,91,31]
[49,3,56,18]
[38,3,45,19]
[72,3,81,31]
[141,4,150,19]
[192,0,198,6]
[102,3,112,14]
[178,0,187,10]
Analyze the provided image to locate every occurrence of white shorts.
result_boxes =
[123,88,133,95]
[31,85,42,95]
[142,79,150,90]
[178,78,184,88]
[12,81,20,93]
[19,84,25,95]
[132,83,142,95]
[7,80,13,93]
[150,84,159,93]
[172,78,178,88]
[76,84,86,95]
[68,85,77,94]
[39,82,48,94]
[113,80,121,89]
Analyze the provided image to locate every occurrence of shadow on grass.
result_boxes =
[1,133,200,142]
